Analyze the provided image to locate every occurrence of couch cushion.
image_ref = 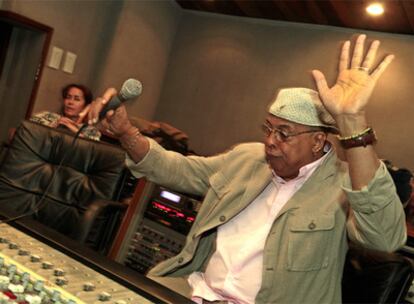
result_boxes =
[0,120,126,234]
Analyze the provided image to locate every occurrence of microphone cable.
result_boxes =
[0,124,87,225]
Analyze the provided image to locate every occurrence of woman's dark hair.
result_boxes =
[385,160,413,204]
[61,83,93,105]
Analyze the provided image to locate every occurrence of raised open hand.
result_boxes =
[312,34,394,119]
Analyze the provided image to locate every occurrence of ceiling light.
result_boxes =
[366,3,384,16]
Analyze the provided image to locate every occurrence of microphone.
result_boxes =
[99,78,143,119]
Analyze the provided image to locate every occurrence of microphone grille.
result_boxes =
[119,78,143,100]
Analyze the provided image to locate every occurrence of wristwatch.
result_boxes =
[339,128,377,149]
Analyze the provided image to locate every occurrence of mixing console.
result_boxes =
[0,223,155,304]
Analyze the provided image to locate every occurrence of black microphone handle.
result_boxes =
[98,95,123,120]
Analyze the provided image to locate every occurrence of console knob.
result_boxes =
[21,272,30,288]
[98,292,112,301]
[33,280,44,292]
[53,268,65,276]
[8,242,19,250]
[30,255,41,263]
[7,264,17,276]
[11,274,21,284]
[24,294,42,304]
[8,283,24,293]
[51,290,61,302]
[55,277,68,286]
[83,282,96,291]
[41,262,53,269]
[18,249,30,256]
[0,275,10,289]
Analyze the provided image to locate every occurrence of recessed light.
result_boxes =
[366,3,384,16]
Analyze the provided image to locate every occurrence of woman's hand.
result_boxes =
[312,34,394,120]
[57,116,81,133]
[76,104,91,124]
[88,88,134,137]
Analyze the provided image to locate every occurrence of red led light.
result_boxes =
[151,201,196,225]
[3,291,17,299]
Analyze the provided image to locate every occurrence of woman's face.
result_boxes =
[63,87,86,119]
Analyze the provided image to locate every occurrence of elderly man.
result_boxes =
[88,34,406,304]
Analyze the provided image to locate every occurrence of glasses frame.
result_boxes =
[261,123,319,143]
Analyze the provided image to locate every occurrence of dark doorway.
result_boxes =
[0,10,52,143]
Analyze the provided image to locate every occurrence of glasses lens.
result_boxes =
[261,124,271,136]
[276,130,289,142]
[261,124,289,142]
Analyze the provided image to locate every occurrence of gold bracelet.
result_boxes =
[121,127,141,150]
[337,127,372,141]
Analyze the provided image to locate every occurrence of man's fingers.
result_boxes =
[88,98,105,124]
[371,54,394,81]
[339,40,350,72]
[77,105,90,123]
[87,88,117,125]
[361,40,380,70]
[312,70,329,95]
[79,104,90,116]
[350,34,366,69]
[102,88,117,105]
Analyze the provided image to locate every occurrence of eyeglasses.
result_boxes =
[261,124,319,143]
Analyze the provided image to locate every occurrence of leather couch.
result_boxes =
[0,120,128,254]
[342,244,414,303]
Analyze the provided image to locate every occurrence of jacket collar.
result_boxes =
[276,150,340,218]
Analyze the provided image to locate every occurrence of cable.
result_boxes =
[0,124,87,224]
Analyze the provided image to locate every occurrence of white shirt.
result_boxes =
[188,150,331,304]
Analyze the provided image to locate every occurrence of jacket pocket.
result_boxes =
[287,213,335,271]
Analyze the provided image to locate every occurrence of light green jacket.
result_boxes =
[127,139,407,304]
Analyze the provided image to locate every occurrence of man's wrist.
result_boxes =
[120,125,138,137]
[120,126,142,150]
[335,112,368,137]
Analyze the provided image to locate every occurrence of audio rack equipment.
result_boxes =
[110,181,202,275]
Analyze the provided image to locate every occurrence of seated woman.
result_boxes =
[30,84,101,141]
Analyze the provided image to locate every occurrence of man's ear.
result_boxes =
[312,132,328,153]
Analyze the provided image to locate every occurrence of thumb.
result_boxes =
[77,105,91,123]
[312,70,330,96]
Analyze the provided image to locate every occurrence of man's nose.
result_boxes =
[264,133,278,146]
